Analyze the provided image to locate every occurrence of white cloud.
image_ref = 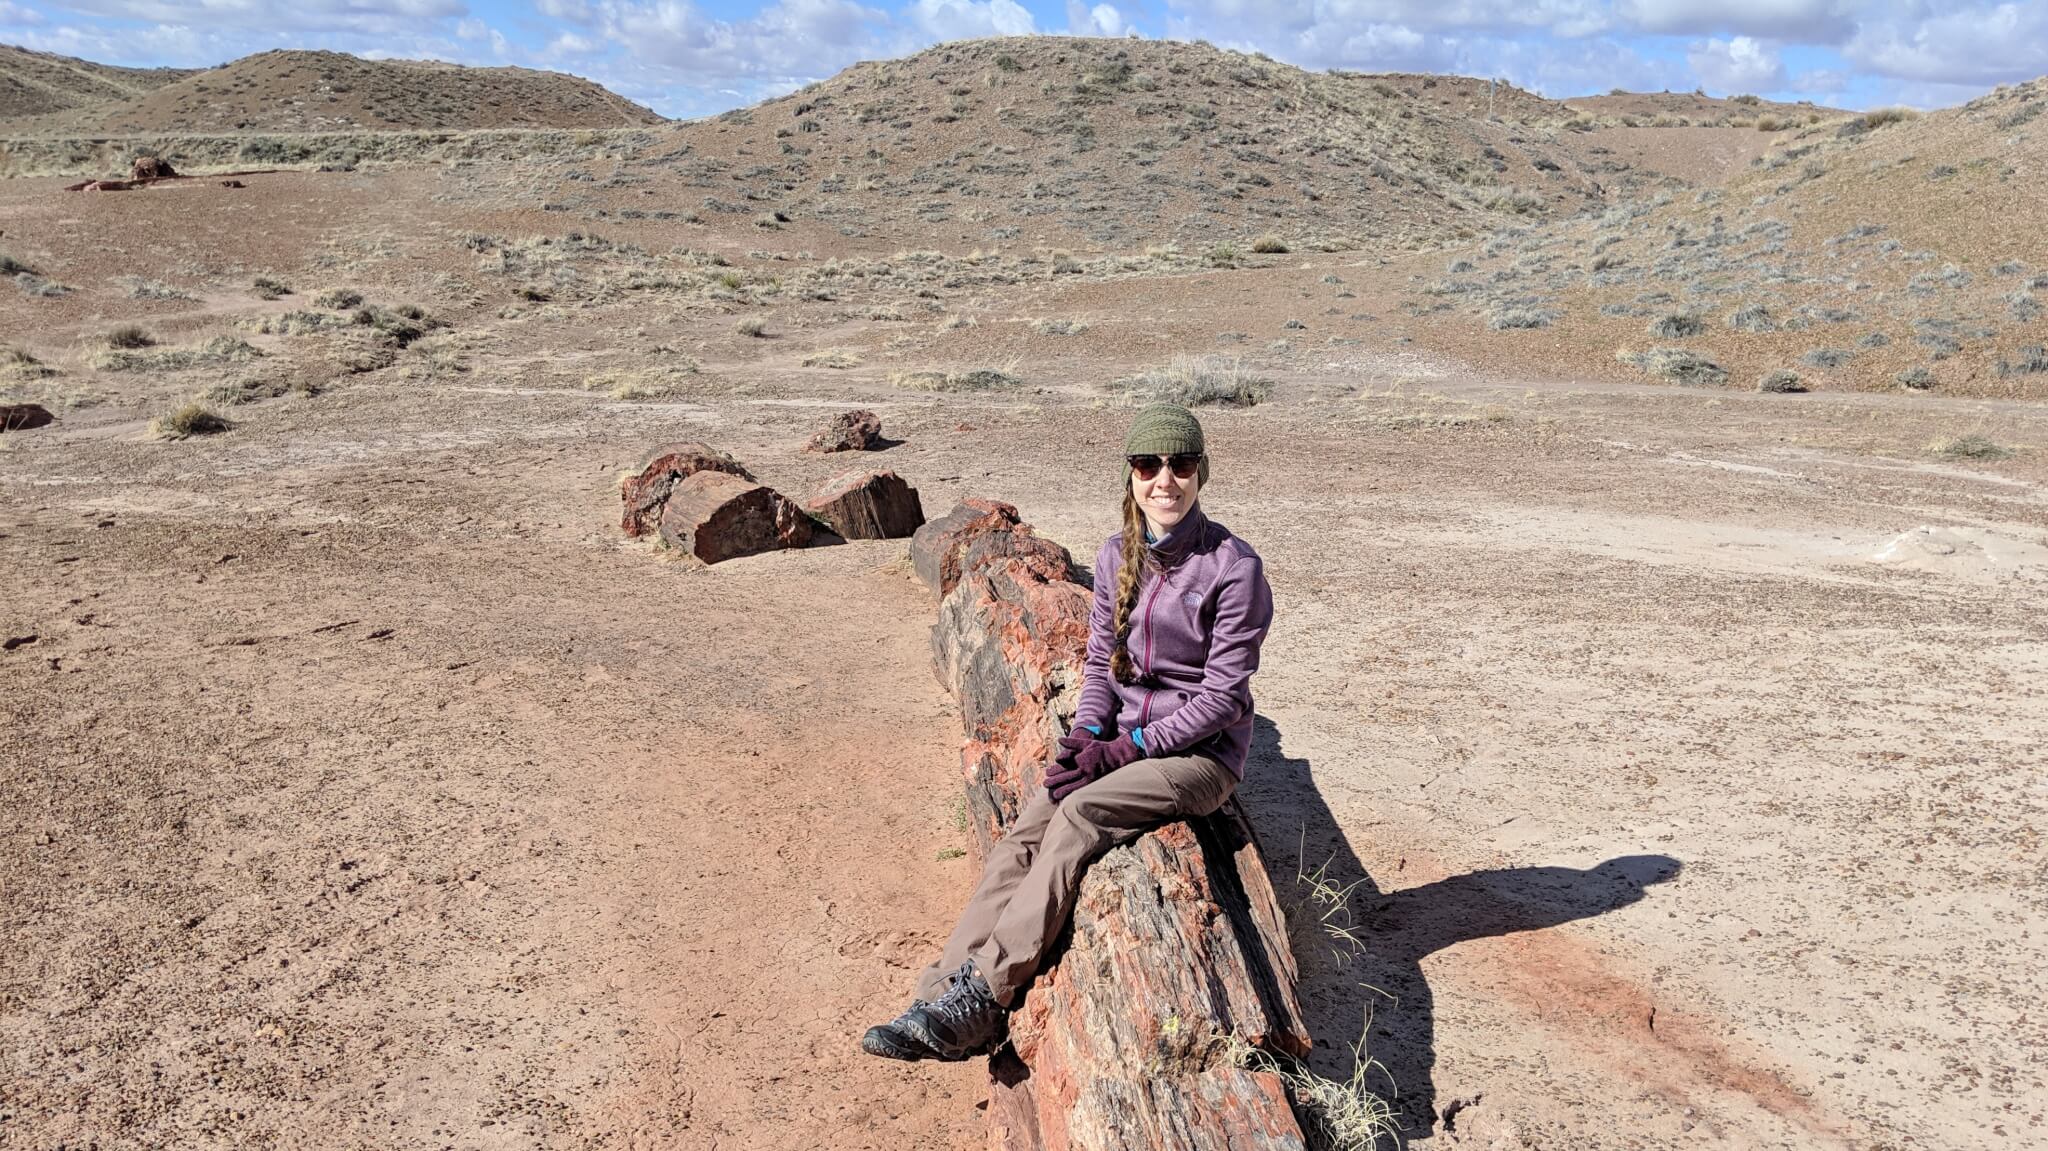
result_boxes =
[537,0,597,21]
[1,1,44,23]
[1844,3,2048,86]
[1789,66,1846,92]
[53,0,468,35]
[549,30,600,53]
[1065,0,1129,37]
[1686,35,1785,92]
[1616,0,1852,41]
[1164,0,1611,40]
[901,0,1035,40]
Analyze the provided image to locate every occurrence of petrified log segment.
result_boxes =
[656,471,813,564]
[805,470,925,540]
[806,408,883,453]
[0,403,55,433]
[909,498,1077,599]
[620,442,753,537]
[925,505,1312,1150]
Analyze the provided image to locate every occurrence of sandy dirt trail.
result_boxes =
[0,425,989,1146]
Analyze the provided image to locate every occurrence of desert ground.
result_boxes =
[4,35,2046,1151]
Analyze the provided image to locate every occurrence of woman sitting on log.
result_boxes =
[863,402,1276,1062]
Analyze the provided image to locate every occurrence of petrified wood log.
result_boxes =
[620,442,753,537]
[805,469,925,540]
[806,408,883,453]
[0,403,55,433]
[923,502,1312,1150]
[656,471,812,564]
[909,498,1077,598]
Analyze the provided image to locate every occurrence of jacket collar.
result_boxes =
[1146,504,1211,566]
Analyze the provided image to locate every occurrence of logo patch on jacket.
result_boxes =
[1182,593,1204,610]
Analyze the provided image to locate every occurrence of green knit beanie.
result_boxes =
[1123,403,1210,485]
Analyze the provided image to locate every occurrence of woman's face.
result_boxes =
[1131,456,1200,536]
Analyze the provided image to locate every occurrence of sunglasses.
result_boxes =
[1128,453,1203,481]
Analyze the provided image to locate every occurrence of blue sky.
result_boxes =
[4,0,2045,119]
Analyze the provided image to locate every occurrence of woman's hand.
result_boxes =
[1054,725,1106,771]
[1048,733,1143,800]
[1077,733,1143,778]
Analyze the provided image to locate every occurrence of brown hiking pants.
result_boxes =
[914,753,1238,1008]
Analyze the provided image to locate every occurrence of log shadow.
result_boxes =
[1236,714,1681,1141]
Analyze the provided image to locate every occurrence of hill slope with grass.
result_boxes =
[4,48,664,135]
[0,44,197,131]
[1387,80,2048,398]
[611,37,1676,254]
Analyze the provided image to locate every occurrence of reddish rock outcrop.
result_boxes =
[806,409,883,453]
[908,499,1077,598]
[657,471,813,564]
[620,442,753,537]
[0,403,55,433]
[805,470,925,540]
[923,500,1312,1149]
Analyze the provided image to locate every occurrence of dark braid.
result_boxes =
[1109,486,1149,685]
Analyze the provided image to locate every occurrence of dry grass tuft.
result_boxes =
[1927,434,2010,460]
[889,367,1020,391]
[1618,346,1728,387]
[117,276,194,301]
[1030,317,1088,336]
[1250,234,1289,254]
[3,346,57,380]
[803,349,863,369]
[313,287,364,310]
[1111,355,1272,407]
[94,336,262,373]
[102,325,154,349]
[735,317,769,338]
[150,402,233,440]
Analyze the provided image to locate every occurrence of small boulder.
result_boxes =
[0,403,55,433]
[658,471,814,564]
[131,156,176,181]
[806,409,883,453]
[909,498,1076,597]
[620,443,753,537]
[806,470,925,539]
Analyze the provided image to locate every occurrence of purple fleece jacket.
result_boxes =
[1071,505,1274,778]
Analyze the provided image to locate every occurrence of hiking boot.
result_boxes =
[896,962,1007,1061]
[861,1000,940,1062]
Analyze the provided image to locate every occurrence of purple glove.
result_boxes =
[1054,725,1107,771]
[1076,732,1144,778]
[1049,733,1144,800]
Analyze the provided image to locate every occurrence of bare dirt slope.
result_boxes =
[3,36,2046,1151]
[0,48,663,136]
[1360,79,2048,401]
[0,44,196,127]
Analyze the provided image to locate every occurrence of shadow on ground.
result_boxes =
[1237,714,1681,1140]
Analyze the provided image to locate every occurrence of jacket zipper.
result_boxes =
[1137,573,1166,726]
